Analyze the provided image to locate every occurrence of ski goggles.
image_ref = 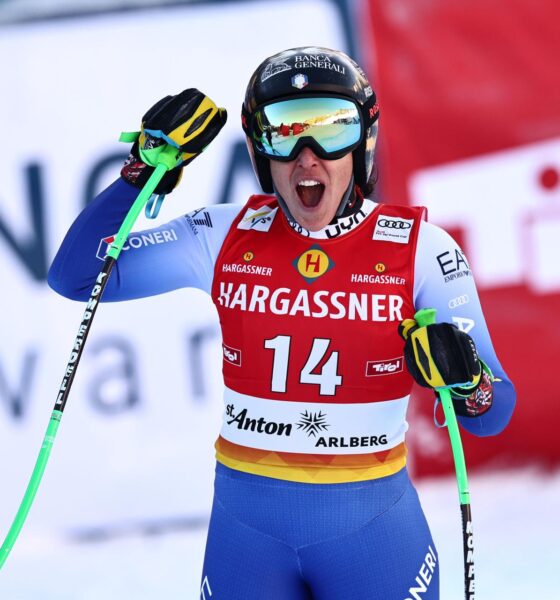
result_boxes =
[243,95,367,161]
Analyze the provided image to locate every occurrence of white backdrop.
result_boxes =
[0,0,349,544]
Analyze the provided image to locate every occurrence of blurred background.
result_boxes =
[0,0,558,598]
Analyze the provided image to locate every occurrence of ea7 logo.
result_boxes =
[222,343,241,366]
[365,357,403,376]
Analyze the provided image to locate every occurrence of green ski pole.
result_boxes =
[415,308,475,599]
[0,144,180,570]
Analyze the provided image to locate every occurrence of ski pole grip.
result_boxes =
[415,307,437,327]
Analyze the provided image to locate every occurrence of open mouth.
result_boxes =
[296,180,325,208]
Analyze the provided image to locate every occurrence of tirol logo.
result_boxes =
[293,244,334,283]
[296,411,329,437]
[237,205,278,232]
[222,343,241,366]
[366,357,403,376]
[291,73,308,89]
[96,228,178,261]
[372,215,414,244]
[260,59,292,82]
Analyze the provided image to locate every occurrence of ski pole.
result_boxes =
[0,144,180,570]
[415,308,475,600]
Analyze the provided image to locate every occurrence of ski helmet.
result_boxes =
[242,46,379,195]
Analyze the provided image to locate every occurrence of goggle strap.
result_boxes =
[362,95,380,127]
[241,103,250,134]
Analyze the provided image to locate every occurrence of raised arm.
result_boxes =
[47,178,240,301]
[48,88,234,301]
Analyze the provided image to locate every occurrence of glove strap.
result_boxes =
[452,359,493,398]
[145,193,166,219]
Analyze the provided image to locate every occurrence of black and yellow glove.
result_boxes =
[121,88,227,194]
[398,319,481,389]
[398,318,494,417]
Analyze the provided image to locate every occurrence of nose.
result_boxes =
[296,146,320,167]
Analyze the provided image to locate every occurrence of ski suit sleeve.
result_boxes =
[413,220,516,436]
[47,178,240,301]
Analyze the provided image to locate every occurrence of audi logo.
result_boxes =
[448,294,469,309]
[378,219,411,229]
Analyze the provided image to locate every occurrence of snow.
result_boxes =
[0,467,557,599]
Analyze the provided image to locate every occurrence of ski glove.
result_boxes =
[398,319,493,417]
[121,89,227,194]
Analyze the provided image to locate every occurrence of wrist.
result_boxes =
[451,361,494,417]
[120,142,182,195]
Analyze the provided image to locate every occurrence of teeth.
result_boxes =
[298,180,322,187]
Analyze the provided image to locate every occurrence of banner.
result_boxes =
[363,0,560,474]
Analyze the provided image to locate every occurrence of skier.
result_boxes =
[48,47,516,599]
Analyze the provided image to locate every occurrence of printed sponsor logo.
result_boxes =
[223,404,392,450]
[325,209,367,238]
[237,206,278,232]
[366,357,403,376]
[375,263,386,273]
[260,59,292,82]
[464,519,475,599]
[448,294,469,309]
[372,215,414,244]
[222,263,273,276]
[96,228,178,261]
[436,249,472,283]
[200,575,212,599]
[378,219,411,230]
[217,282,405,322]
[369,103,380,119]
[287,208,367,239]
[291,73,308,89]
[56,271,107,405]
[185,208,213,235]
[294,53,346,74]
[315,435,388,448]
[293,245,334,283]
[225,404,293,436]
[288,209,367,240]
[452,316,475,333]
[350,273,407,285]
[243,251,254,262]
[222,343,241,367]
[296,411,329,437]
[404,545,438,600]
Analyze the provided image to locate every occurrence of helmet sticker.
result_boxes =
[293,53,346,74]
[261,59,292,82]
[291,74,308,89]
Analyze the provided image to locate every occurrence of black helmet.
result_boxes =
[242,46,379,195]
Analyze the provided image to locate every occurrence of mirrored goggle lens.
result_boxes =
[251,97,362,159]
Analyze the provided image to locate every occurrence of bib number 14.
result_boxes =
[264,335,342,395]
